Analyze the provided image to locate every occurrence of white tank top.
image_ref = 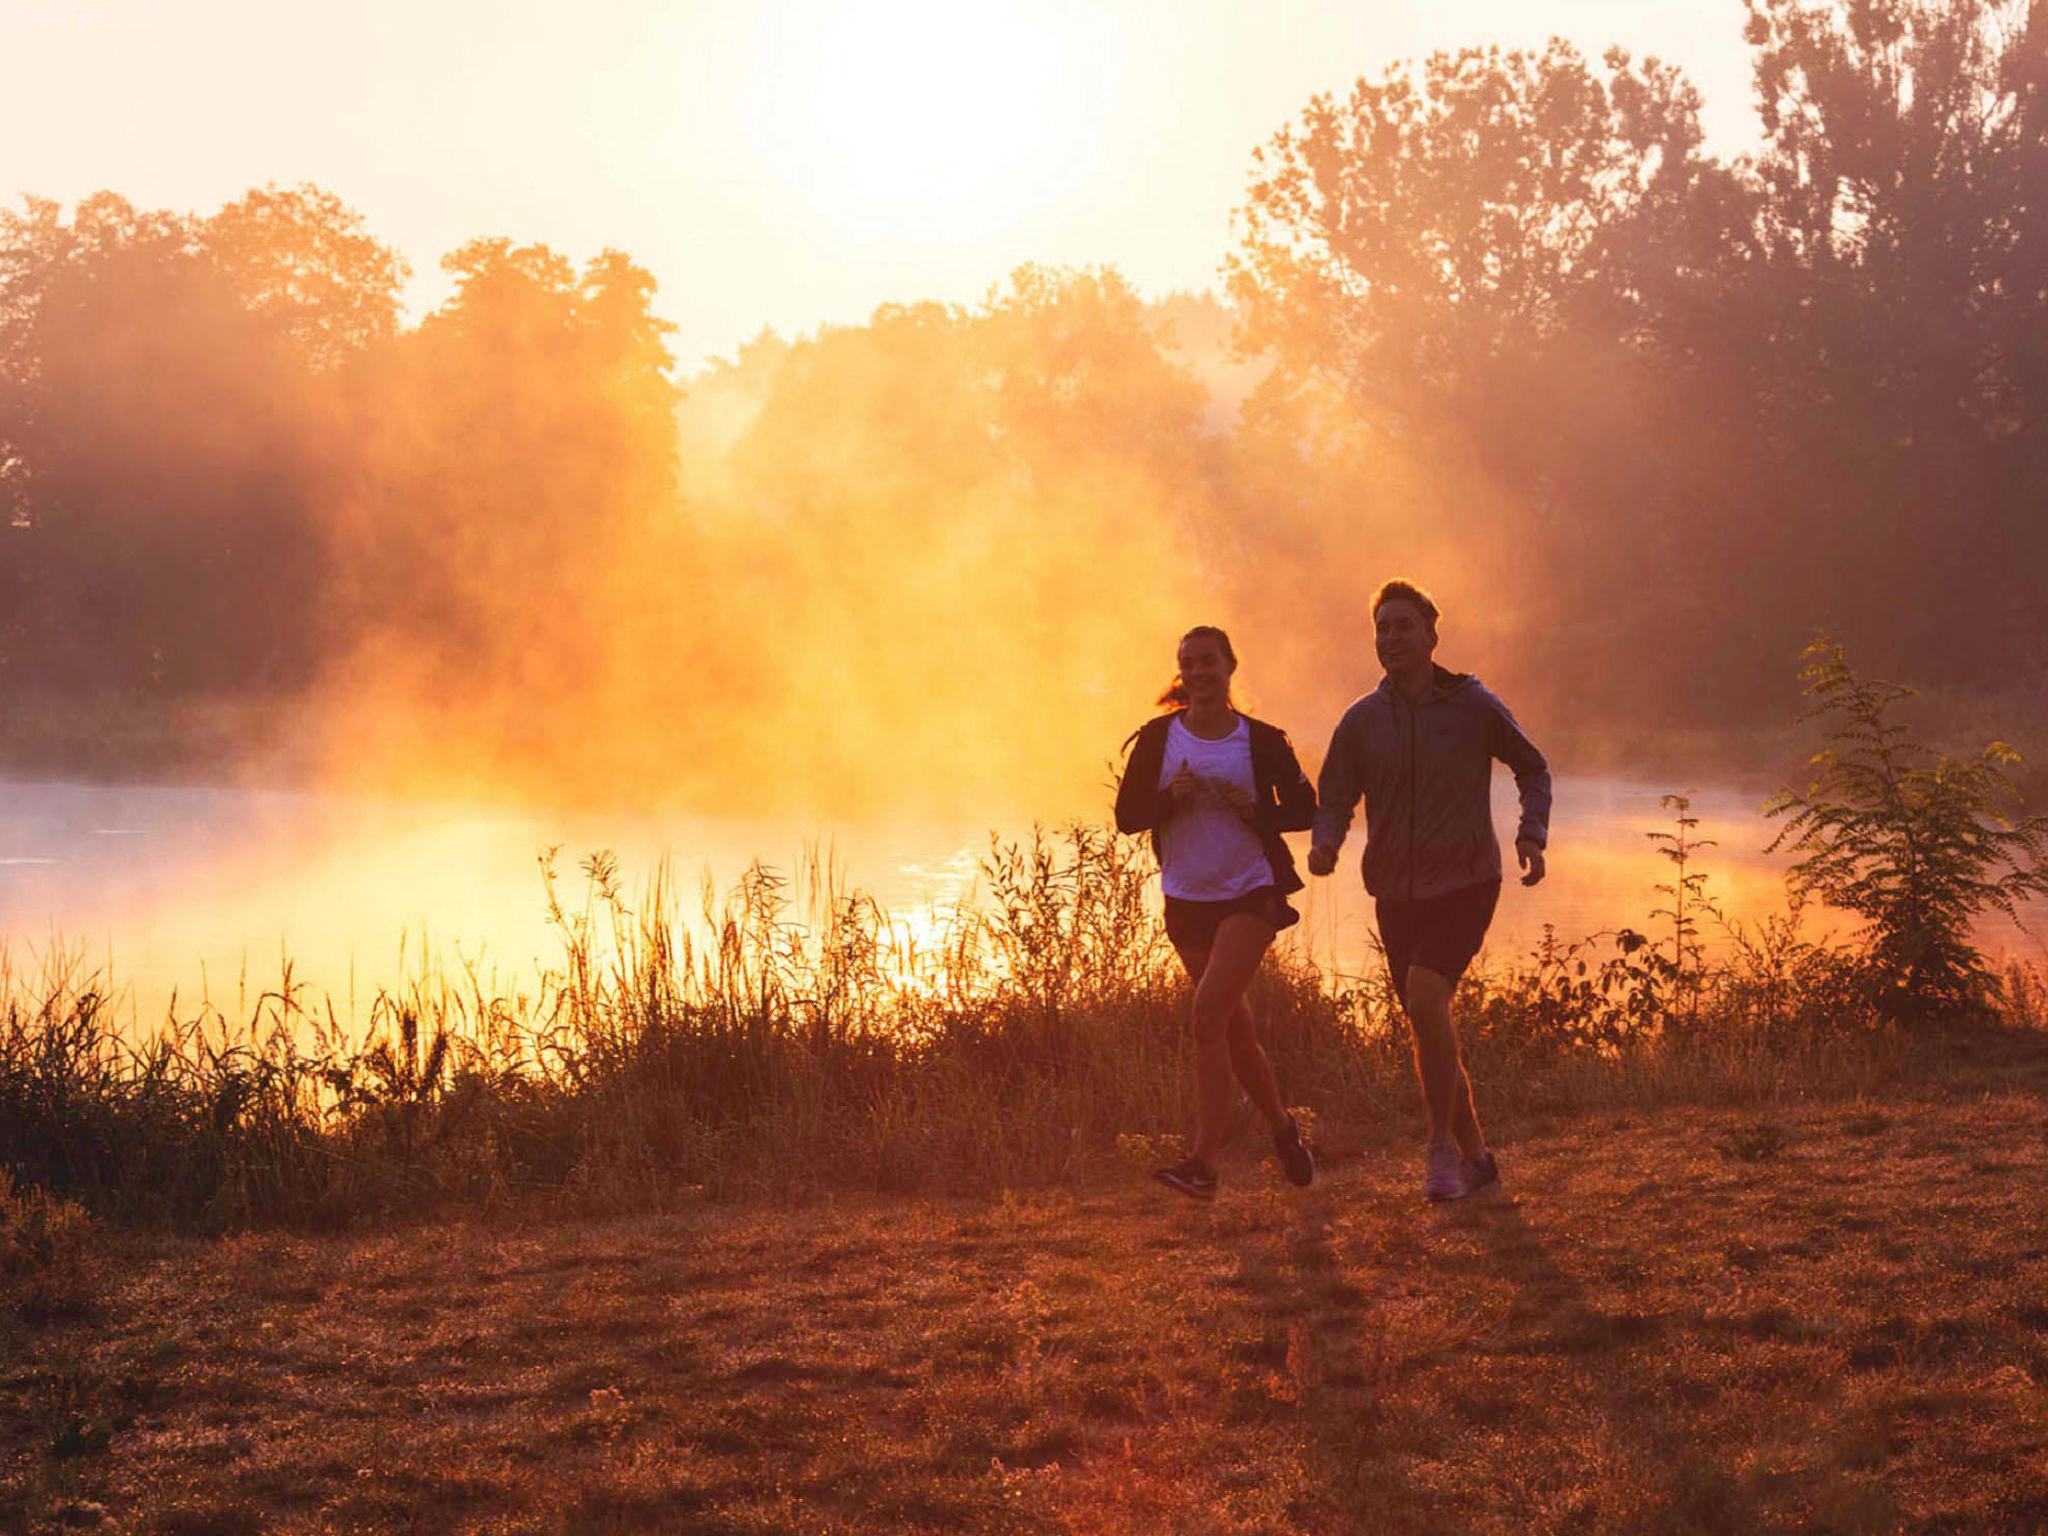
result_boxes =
[1155,715,1271,900]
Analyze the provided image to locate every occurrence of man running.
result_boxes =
[1306,579,1551,1203]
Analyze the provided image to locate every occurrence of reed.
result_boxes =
[0,822,2036,1233]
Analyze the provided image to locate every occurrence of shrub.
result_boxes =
[1766,638,2048,1023]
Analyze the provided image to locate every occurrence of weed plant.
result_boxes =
[1768,639,2048,1021]
[0,1172,95,1321]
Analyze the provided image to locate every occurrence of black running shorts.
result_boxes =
[1164,885,1297,952]
[1375,878,1501,1000]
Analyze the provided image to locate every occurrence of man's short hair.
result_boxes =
[1371,578,1440,634]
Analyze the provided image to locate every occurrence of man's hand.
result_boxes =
[1516,837,1546,887]
[1306,844,1337,878]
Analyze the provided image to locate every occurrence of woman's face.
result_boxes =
[1177,634,1234,709]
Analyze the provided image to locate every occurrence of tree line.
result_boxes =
[1226,0,2048,731]
[2,0,2043,813]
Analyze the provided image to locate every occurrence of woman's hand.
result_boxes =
[1162,760,1200,813]
[1211,778,1259,825]
[1164,765,1258,825]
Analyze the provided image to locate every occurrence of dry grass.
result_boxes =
[6,1036,2048,1534]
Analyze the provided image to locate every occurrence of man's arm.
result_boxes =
[1307,711,1363,876]
[1481,687,1551,885]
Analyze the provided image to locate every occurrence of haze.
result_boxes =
[5,0,2044,938]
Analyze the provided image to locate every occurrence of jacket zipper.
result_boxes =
[1404,693,1418,901]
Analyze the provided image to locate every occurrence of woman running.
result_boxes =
[1115,625,1318,1200]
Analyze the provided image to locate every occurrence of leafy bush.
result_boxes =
[1767,639,2048,1022]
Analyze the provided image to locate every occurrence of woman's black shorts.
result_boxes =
[1375,878,1501,999]
[1164,886,1299,952]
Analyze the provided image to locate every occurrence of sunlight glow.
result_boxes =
[742,0,1108,242]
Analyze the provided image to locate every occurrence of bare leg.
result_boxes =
[1178,913,1277,1168]
[1226,997,1289,1131]
[1402,964,1485,1158]
[1169,941,1226,1169]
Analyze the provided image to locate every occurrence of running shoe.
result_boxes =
[1153,1157,1218,1202]
[1423,1141,1469,1203]
[1462,1149,1501,1197]
[1272,1114,1315,1187]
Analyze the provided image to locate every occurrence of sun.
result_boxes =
[742,0,1094,241]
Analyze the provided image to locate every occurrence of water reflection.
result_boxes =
[1,773,2041,1030]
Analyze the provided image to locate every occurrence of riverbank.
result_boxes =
[8,1047,2048,1534]
[0,693,312,791]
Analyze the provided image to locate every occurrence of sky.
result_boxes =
[6,0,1764,368]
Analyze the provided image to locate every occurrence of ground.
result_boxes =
[7,1090,2048,1534]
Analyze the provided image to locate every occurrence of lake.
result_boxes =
[3,774,2042,1028]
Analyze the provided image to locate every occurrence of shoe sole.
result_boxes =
[1274,1148,1315,1188]
[1273,1118,1314,1187]
[1427,1176,1501,1204]
[1152,1170,1217,1202]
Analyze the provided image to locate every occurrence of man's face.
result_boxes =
[1374,598,1436,677]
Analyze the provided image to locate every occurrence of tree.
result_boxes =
[201,183,409,369]
[1741,0,2048,677]
[1224,41,1764,728]
[1744,0,2043,422]
[0,192,334,692]
[1228,40,1739,418]
[322,238,684,795]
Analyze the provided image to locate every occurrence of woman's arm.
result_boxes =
[1249,721,1317,834]
[1269,729,1317,833]
[1114,719,1168,834]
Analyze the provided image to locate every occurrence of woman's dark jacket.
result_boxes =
[1114,711,1318,897]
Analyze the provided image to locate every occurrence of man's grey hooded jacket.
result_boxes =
[1311,665,1551,903]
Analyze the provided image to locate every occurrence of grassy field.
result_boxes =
[6,1033,2048,1535]
[5,804,2047,1532]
